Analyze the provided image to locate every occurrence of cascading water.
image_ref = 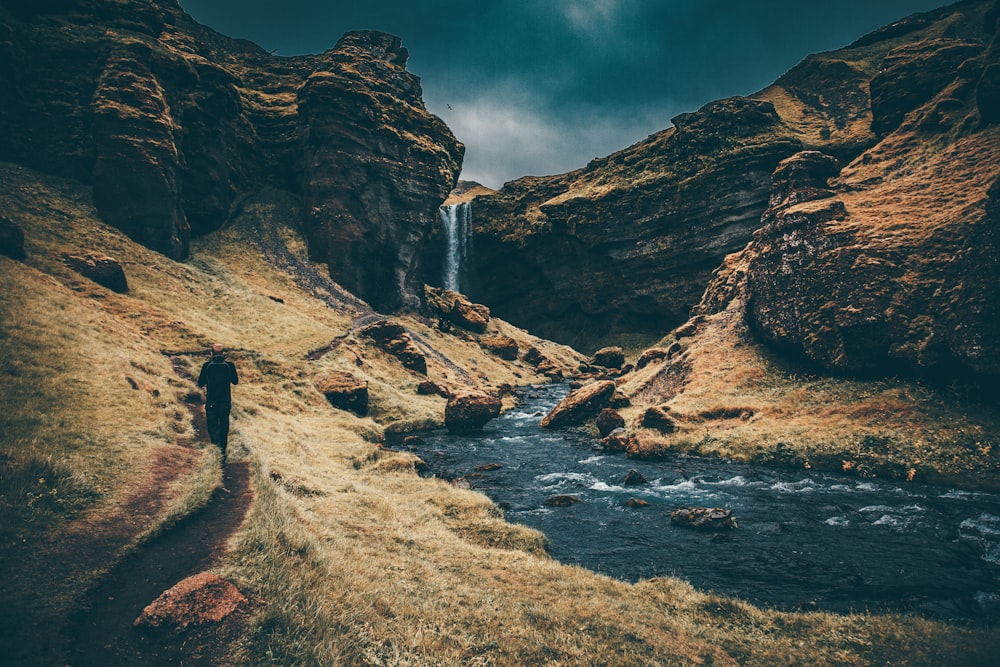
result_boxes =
[439,201,472,293]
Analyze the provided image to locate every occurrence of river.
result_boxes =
[402,383,1000,623]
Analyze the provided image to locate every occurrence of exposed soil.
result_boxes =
[55,365,256,666]
[61,460,253,666]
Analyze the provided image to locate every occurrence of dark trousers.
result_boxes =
[205,402,231,460]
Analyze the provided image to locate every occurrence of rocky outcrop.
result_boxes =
[540,380,617,429]
[479,334,519,361]
[0,215,26,260]
[0,1,461,309]
[641,406,675,433]
[425,286,490,332]
[430,1,995,353]
[359,320,427,374]
[314,370,368,416]
[444,390,501,434]
[62,251,129,293]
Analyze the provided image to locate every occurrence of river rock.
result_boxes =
[359,320,427,374]
[670,507,738,530]
[134,572,247,634]
[61,252,129,293]
[544,494,581,507]
[622,469,648,486]
[596,408,626,437]
[600,428,629,452]
[592,346,625,369]
[625,498,651,508]
[314,370,368,416]
[480,334,519,360]
[539,380,617,429]
[445,390,501,434]
[0,215,26,260]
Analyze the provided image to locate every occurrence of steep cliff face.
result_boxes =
[451,0,997,354]
[0,0,462,310]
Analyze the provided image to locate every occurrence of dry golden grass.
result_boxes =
[1,161,998,665]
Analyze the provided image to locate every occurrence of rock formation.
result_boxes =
[0,0,462,311]
[444,390,502,434]
[436,0,998,356]
[540,380,617,429]
[61,252,129,293]
[314,370,369,416]
[0,214,26,260]
[134,572,247,634]
[359,320,427,374]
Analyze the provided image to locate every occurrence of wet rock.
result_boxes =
[359,320,427,374]
[600,428,629,453]
[596,408,626,437]
[625,498,650,508]
[641,406,675,433]
[0,215,26,260]
[134,572,247,634]
[540,380,617,429]
[445,390,501,434]
[544,494,581,507]
[314,370,368,416]
[670,507,738,530]
[61,252,129,293]
[425,286,490,332]
[622,469,648,486]
[480,334,519,360]
[474,463,502,472]
[592,346,625,369]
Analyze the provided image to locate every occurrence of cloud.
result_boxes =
[430,84,673,188]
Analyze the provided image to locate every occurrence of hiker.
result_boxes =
[197,343,239,462]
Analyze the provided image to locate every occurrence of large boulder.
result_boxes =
[62,251,129,293]
[314,370,368,416]
[445,390,501,434]
[0,215,26,260]
[591,346,625,369]
[359,320,427,374]
[480,333,518,360]
[425,286,491,332]
[540,380,617,429]
[596,408,625,437]
[134,572,247,634]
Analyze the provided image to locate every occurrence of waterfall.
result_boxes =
[439,201,472,293]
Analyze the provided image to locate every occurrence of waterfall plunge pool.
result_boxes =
[400,383,1000,624]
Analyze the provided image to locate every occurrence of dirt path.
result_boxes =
[56,360,256,665]
[60,459,253,666]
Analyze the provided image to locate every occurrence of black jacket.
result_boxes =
[198,355,239,405]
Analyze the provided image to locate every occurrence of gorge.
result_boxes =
[1,0,999,665]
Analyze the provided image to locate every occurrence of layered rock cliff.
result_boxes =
[0,0,462,311]
[448,0,998,357]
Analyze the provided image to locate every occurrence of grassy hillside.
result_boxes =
[1,161,998,665]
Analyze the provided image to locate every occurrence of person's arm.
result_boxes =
[229,361,239,385]
[197,362,208,388]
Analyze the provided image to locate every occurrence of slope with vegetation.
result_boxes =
[1,160,998,665]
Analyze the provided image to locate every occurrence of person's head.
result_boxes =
[211,343,225,359]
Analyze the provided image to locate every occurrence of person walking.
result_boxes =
[197,343,239,462]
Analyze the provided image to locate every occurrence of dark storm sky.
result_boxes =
[178,0,950,188]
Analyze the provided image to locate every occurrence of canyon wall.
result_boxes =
[451,0,998,361]
[0,0,462,311]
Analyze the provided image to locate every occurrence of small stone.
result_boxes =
[670,507,737,530]
[544,494,581,507]
[622,469,648,486]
